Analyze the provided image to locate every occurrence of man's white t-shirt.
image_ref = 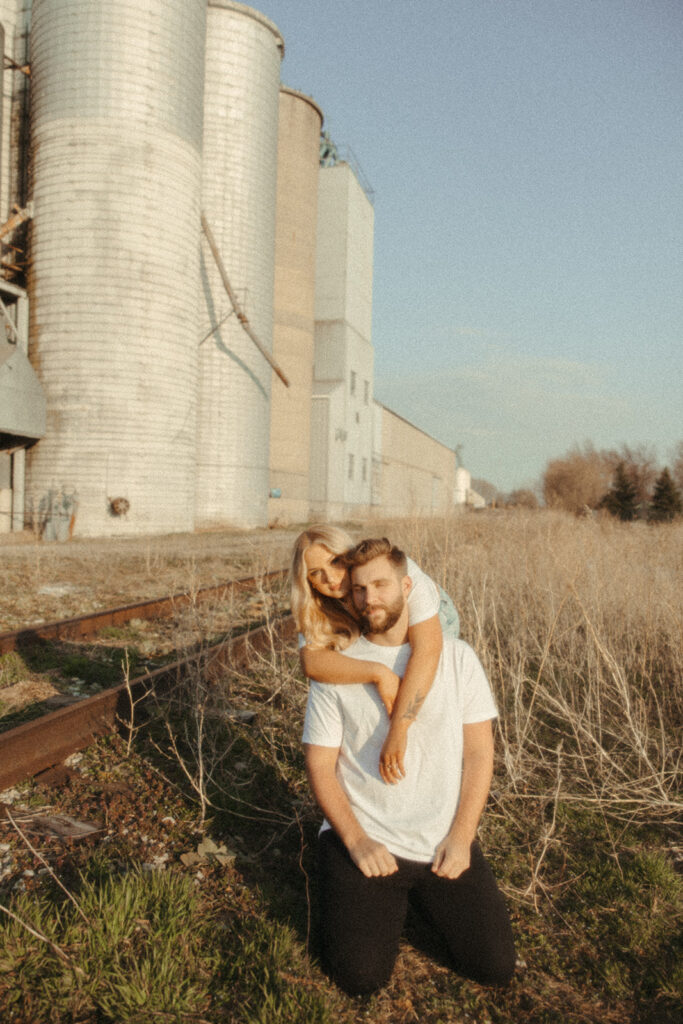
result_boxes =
[302,635,497,862]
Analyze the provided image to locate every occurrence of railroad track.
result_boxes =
[0,570,295,792]
[0,569,287,655]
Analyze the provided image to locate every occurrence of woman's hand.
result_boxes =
[379,722,409,784]
[373,665,400,716]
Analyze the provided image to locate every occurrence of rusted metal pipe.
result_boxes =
[200,212,290,387]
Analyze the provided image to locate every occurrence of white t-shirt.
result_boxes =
[302,635,497,862]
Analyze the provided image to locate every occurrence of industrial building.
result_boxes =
[0,1,472,539]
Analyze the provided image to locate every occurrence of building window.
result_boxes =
[362,457,368,482]
[348,453,354,480]
[350,370,356,396]
[364,379,369,404]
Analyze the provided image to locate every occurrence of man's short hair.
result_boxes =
[345,537,408,576]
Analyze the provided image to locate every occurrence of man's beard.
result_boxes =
[359,594,404,634]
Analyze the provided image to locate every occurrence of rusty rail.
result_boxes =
[0,614,296,791]
[0,569,287,655]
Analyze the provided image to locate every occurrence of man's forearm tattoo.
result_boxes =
[401,691,426,722]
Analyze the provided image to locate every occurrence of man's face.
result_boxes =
[351,555,409,635]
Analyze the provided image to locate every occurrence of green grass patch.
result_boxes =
[0,652,26,688]
[1,865,213,1023]
[0,854,339,1024]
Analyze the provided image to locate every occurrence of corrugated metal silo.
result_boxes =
[196,1,283,529]
[268,87,323,525]
[26,0,207,537]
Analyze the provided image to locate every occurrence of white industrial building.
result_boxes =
[308,161,375,521]
[0,1,473,539]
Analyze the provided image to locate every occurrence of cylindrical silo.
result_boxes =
[196,1,283,529]
[26,0,207,537]
[268,87,323,526]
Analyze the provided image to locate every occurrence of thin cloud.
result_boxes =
[374,350,642,488]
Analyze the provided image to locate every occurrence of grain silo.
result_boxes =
[196,1,283,529]
[268,87,323,525]
[26,0,207,537]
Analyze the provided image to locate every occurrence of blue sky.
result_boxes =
[262,0,682,491]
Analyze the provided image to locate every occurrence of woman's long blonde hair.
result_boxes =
[290,525,359,650]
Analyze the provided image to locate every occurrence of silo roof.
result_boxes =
[208,1,284,56]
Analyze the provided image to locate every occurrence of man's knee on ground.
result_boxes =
[323,949,394,997]
[458,943,516,988]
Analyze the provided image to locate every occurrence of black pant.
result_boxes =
[317,829,515,996]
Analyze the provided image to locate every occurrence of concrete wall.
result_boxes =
[315,162,373,341]
[310,161,374,519]
[371,403,456,519]
[268,87,322,525]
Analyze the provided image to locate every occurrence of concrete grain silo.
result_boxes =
[26,0,207,537]
[196,1,283,529]
[268,87,323,525]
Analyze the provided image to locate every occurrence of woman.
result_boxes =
[291,525,459,784]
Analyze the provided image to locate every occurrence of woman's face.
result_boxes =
[304,543,350,599]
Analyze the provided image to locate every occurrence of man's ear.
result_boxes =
[402,574,412,599]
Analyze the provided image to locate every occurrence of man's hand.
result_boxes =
[379,722,408,784]
[348,835,399,878]
[374,666,400,717]
[431,835,472,879]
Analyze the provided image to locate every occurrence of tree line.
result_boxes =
[473,442,683,521]
[542,442,683,521]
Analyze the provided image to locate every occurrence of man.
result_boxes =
[303,538,515,996]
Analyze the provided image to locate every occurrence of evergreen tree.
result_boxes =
[648,467,682,522]
[600,461,639,521]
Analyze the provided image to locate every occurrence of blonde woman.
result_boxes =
[291,525,459,784]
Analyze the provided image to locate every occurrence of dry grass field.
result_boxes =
[1,510,681,1023]
[0,526,300,631]
[389,511,682,830]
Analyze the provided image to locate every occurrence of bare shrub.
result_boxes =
[143,570,304,832]
[542,444,613,513]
